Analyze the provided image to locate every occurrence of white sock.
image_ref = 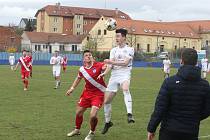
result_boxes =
[56,80,59,87]
[104,104,111,123]
[123,90,132,114]
[203,72,207,78]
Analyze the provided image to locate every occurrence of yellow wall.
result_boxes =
[82,17,115,51]
[36,11,63,33]
[73,15,83,35]
[36,12,41,32]
[49,16,63,33]
[83,17,202,52]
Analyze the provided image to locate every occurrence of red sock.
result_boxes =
[75,115,83,129]
[90,117,98,132]
[25,80,29,88]
[23,80,25,84]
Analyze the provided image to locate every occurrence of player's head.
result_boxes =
[22,50,27,56]
[27,51,32,56]
[54,51,59,57]
[115,28,127,45]
[83,50,93,63]
[166,55,169,59]
[181,48,198,66]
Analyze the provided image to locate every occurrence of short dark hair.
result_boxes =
[22,49,27,53]
[83,50,91,55]
[116,28,128,37]
[181,48,198,65]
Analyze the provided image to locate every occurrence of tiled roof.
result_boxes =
[35,5,131,20]
[116,19,201,39]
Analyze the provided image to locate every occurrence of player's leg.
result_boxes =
[101,92,116,134]
[121,80,135,123]
[54,70,61,89]
[24,72,30,90]
[84,106,100,140]
[21,72,26,91]
[67,106,87,137]
[203,71,207,79]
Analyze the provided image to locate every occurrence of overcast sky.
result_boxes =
[0,0,210,26]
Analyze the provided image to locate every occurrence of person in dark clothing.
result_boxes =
[147,48,210,140]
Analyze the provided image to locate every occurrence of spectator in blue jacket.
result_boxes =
[147,48,210,140]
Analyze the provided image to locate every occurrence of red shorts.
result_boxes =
[78,90,104,109]
[21,71,30,79]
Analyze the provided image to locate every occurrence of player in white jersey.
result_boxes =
[201,56,208,79]
[98,28,135,134]
[163,55,171,79]
[9,53,15,70]
[50,51,63,89]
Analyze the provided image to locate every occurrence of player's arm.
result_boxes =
[66,75,82,96]
[14,62,20,71]
[97,64,112,79]
[105,57,131,66]
[50,58,55,65]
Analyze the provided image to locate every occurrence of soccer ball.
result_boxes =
[105,18,117,31]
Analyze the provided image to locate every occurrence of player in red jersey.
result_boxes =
[14,50,31,91]
[62,55,68,73]
[66,50,106,140]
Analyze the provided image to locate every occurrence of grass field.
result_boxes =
[0,65,209,140]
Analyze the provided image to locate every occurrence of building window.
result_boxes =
[183,46,186,48]
[90,20,94,24]
[137,43,140,51]
[77,32,80,35]
[162,37,164,40]
[193,46,195,49]
[77,24,81,28]
[174,45,177,50]
[54,18,58,22]
[184,38,186,41]
[84,20,87,25]
[59,45,65,52]
[206,40,208,45]
[147,44,150,52]
[77,15,80,19]
[35,45,41,51]
[53,28,57,32]
[98,29,101,35]
[104,30,107,35]
[72,45,78,51]
[84,30,87,34]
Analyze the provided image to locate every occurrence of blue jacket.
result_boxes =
[147,65,210,135]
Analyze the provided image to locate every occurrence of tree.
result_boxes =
[25,19,33,32]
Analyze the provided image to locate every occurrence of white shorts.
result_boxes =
[106,75,130,92]
[202,66,208,72]
[53,68,61,77]
[164,68,170,74]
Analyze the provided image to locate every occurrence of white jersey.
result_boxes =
[50,56,63,70]
[9,56,15,65]
[163,59,171,73]
[201,58,208,71]
[109,45,134,76]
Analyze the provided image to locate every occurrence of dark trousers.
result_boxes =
[159,129,198,140]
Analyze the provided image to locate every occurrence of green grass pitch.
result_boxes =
[0,65,209,140]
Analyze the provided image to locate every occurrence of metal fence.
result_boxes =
[0,52,83,61]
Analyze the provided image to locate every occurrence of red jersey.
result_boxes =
[18,56,30,72]
[62,57,67,65]
[78,62,106,94]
